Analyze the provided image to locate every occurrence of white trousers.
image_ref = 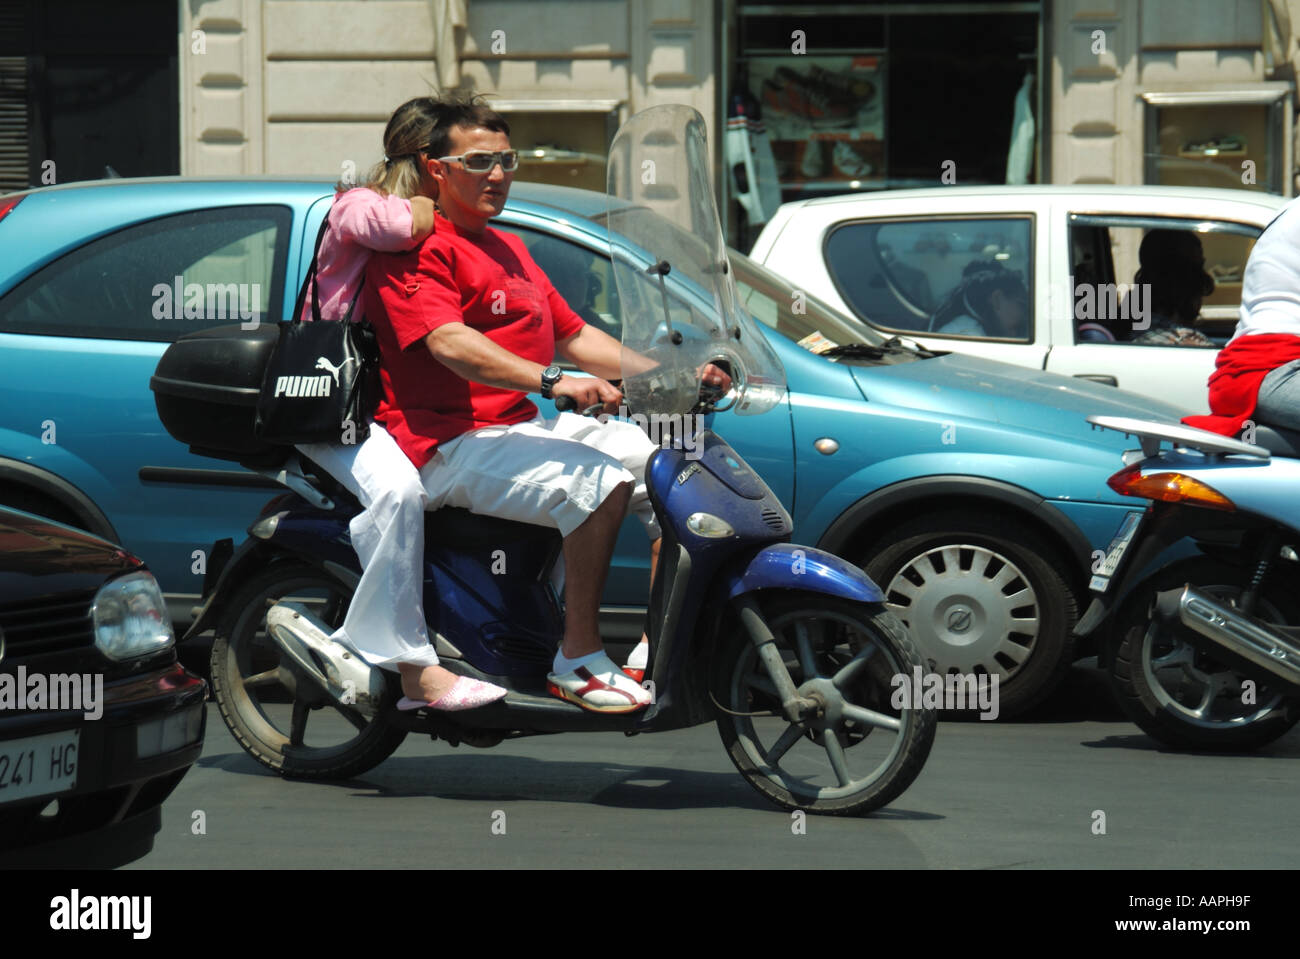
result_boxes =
[297,414,660,672]
[298,423,440,670]
[418,412,661,541]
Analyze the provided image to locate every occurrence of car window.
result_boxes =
[499,224,877,357]
[0,206,291,342]
[1068,215,1259,345]
[824,216,1033,342]
[495,225,624,340]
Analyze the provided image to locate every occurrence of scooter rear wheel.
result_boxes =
[1109,557,1300,751]
[713,593,936,815]
[210,562,407,779]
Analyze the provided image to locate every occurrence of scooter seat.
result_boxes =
[425,506,559,547]
[1247,424,1300,458]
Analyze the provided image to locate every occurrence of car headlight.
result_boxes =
[92,571,175,661]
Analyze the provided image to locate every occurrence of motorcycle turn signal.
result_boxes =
[1106,465,1236,511]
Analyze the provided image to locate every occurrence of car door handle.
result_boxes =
[1074,374,1118,387]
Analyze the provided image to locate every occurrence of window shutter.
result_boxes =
[0,3,29,192]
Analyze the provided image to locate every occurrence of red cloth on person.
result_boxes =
[364,216,586,467]
[1182,333,1300,435]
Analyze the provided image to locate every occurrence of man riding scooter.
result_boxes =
[364,96,729,713]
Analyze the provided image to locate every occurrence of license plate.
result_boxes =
[1089,511,1145,593]
[0,729,79,806]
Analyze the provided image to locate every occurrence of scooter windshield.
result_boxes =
[607,104,786,418]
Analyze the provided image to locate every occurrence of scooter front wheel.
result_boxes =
[713,593,935,815]
[210,561,407,779]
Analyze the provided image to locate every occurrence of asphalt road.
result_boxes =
[125,663,1300,870]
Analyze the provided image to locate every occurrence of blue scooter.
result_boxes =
[1076,415,1300,751]
[169,106,934,815]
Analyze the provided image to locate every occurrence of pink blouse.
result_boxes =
[300,188,415,322]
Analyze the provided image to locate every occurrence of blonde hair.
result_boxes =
[336,96,445,199]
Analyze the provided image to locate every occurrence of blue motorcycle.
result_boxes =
[1077,415,1300,750]
[161,106,934,815]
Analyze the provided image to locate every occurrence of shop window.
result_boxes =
[727,2,1041,249]
[1142,88,1292,197]
[4,0,180,188]
[742,56,885,190]
[498,107,619,195]
[824,216,1033,342]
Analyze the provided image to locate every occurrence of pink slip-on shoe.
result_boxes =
[397,676,508,712]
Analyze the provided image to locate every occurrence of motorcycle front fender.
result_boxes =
[721,543,885,605]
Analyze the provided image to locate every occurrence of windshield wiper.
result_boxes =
[880,335,940,358]
[820,343,889,359]
[819,338,940,362]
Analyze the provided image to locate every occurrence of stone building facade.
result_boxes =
[8,2,1300,232]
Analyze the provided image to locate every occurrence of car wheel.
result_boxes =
[860,510,1077,718]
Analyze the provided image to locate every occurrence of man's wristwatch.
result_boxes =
[540,364,563,399]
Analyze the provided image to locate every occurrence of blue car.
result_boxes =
[0,178,1184,715]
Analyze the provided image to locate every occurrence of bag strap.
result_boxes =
[290,210,332,326]
[340,272,366,324]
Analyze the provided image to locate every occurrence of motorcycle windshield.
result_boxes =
[607,104,786,418]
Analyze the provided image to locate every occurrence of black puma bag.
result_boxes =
[253,213,381,445]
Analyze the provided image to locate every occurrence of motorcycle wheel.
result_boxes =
[713,593,936,815]
[1109,557,1300,751]
[210,561,408,779]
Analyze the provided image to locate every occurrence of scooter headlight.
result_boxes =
[687,512,735,538]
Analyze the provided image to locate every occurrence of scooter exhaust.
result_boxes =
[265,602,386,715]
[1154,586,1300,696]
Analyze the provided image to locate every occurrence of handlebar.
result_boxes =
[553,367,731,417]
[554,394,607,417]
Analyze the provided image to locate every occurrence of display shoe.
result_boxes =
[762,78,791,115]
[832,142,873,177]
[775,66,858,125]
[810,65,876,104]
[800,140,824,178]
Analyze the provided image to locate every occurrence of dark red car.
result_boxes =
[0,506,206,867]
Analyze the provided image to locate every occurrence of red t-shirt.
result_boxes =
[364,215,586,467]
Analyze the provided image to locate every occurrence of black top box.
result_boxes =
[151,323,287,465]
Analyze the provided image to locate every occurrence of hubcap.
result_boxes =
[883,544,1039,682]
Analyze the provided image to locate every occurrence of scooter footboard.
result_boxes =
[721,543,885,604]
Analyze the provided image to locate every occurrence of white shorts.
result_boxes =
[419,412,661,540]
